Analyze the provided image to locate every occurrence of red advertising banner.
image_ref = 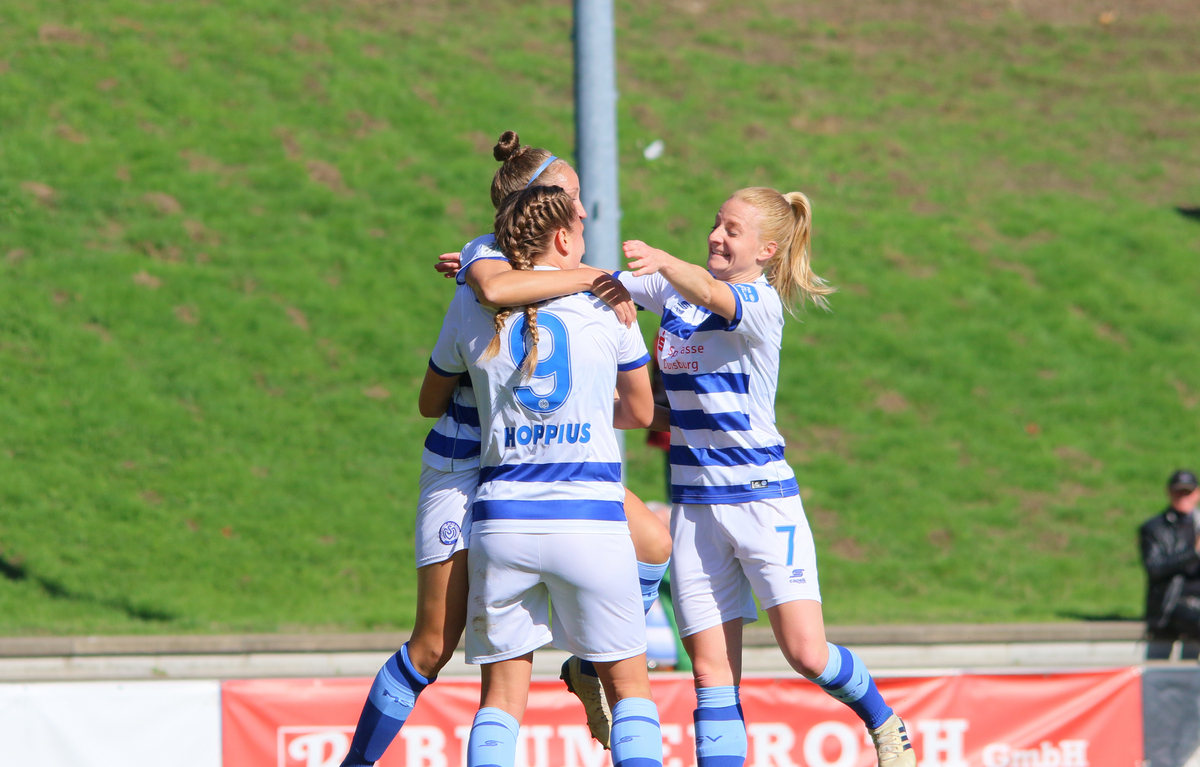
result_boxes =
[222,668,1142,767]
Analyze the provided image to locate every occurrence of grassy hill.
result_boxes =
[0,0,1197,634]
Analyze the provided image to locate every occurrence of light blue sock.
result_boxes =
[811,643,893,729]
[638,560,670,614]
[693,686,746,767]
[467,707,519,767]
[611,697,664,767]
[341,643,432,766]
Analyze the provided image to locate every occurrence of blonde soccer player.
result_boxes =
[616,188,916,767]
[423,184,663,767]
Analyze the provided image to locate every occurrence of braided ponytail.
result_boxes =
[732,187,835,314]
[479,185,578,376]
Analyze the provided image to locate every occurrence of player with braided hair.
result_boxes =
[426,182,664,767]
[431,133,673,749]
[338,135,667,767]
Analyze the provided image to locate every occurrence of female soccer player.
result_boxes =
[616,188,916,767]
[425,184,663,767]
[338,133,667,767]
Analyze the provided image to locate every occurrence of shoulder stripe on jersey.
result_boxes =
[724,284,744,332]
[672,477,799,503]
[670,408,751,432]
[428,359,463,378]
[446,401,480,428]
[662,371,750,394]
[473,499,626,522]
[669,444,784,467]
[424,431,481,459]
[617,353,651,372]
[478,461,622,485]
[660,306,730,340]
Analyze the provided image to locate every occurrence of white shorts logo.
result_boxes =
[439,521,461,545]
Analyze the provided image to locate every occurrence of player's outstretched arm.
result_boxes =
[418,366,460,418]
[613,366,654,430]
[623,239,739,322]
[467,260,636,327]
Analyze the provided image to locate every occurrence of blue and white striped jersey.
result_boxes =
[616,271,798,504]
[430,267,651,534]
[420,235,506,472]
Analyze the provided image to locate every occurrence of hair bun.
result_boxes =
[493,130,523,162]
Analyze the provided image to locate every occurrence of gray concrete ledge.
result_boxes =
[765,620,1145,646]
[0,622,1144,659]
[0,640,1173,684]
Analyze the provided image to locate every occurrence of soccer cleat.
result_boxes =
[868,715,916,767]
[560,656,612,749]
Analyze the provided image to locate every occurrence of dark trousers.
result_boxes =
[1148,597,1200,660]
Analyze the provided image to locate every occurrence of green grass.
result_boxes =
[0,0,1198,633]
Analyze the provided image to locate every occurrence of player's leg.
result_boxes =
[562,489,671,744]
[626,489,672,611]
[464,530,554,767]
[671,504,756,767]
[341,467,473,767]
[734,498,914,767]
[546,531,663,767]
[466,656,532,767]
[407,552,470,675]
[593,655,664,767]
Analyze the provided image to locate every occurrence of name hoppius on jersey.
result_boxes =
[504,423,591,447]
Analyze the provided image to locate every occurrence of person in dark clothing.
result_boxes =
[1141,470,1200,659]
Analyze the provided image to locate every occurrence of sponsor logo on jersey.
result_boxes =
[790,568,806,584]
[438,521,461,545]
[751,479,769,489]
[734,284,759,302]
[660,339,705,373]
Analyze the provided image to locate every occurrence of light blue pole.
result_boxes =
[575,0,621,273]
[574,0,625,465]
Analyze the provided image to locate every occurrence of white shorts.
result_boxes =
[414,465,476,568]
[670,494,821,637]
[466,532,646,664]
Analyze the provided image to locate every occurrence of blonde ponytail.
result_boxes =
[732,187,835,314]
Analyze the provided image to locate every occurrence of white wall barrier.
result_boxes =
[0,680,221,767]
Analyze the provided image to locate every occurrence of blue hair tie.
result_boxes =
[525,155,558,188]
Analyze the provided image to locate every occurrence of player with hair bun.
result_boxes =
[617,187,917,767]
[426,184,664,767]
[338,133,669,767]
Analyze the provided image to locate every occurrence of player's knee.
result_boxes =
[636,523,672,565]
[781,641,827,679]
[406,635,455,676]
[689,657,737,689]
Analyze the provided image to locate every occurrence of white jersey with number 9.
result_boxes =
[429,266,651,536]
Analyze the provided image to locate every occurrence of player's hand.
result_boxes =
[435,252,462,279]
[623,240,675,277]
[589,271,636,327]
